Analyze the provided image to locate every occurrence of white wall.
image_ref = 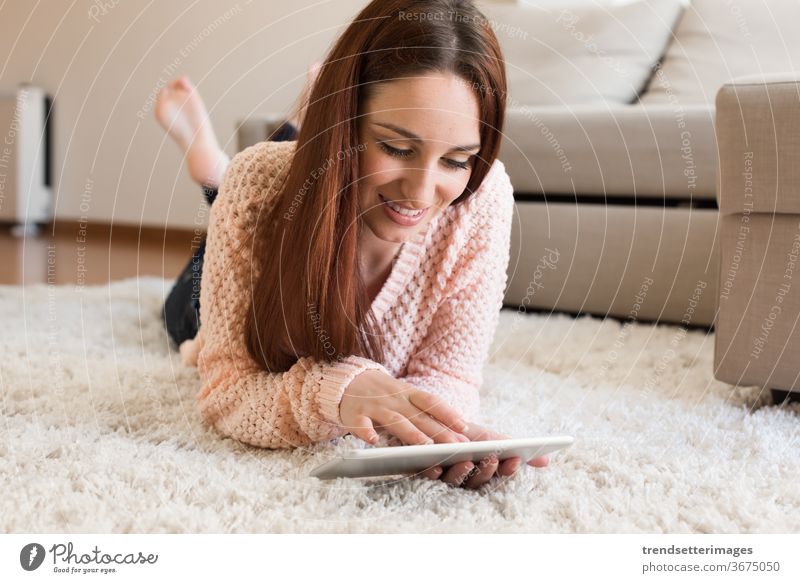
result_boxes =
[0,0,603,230]
[0,0,378,230]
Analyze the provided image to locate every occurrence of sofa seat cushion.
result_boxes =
[479,0,684,106]
[505,202,719,327]
[640,0,800,105]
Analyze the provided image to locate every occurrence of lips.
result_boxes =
[379,193,427,216]
[379,193,429,226]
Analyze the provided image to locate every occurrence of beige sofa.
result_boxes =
[237,0,799,332]
[489,0,800,327]
[714,74,800,403]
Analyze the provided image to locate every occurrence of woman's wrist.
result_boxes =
[317,357,388,427]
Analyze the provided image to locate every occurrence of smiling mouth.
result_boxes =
[379,193,427,217]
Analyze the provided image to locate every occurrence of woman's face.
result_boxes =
[356,71,482,244]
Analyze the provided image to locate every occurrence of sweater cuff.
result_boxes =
[317,355,390,427]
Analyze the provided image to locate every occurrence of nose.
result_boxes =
[400,164,439,208]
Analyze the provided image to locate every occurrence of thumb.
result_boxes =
[527,455,550,468]
[348,414,380,445]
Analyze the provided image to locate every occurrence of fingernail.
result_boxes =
[459,423,469,432]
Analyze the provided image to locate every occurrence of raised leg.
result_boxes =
[158,74,299,348]
[155,75,229,190]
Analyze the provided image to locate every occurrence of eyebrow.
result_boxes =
[372,122,481,153]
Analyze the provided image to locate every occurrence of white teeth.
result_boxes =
[382,195,425,217]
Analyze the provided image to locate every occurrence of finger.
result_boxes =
[402,405,469,444]
[419,466,443,480]
[408,390,469,433]
[411,415,469,444]
[464,455,499,489]
[404,465,441,480]
[460,422,507,442]
[372,409,433,446]
[498,456,522,477]
[347,414,380,445]
[441,461,474,486]
[527,455,550,468]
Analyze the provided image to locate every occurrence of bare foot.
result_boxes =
[155,75,229,189]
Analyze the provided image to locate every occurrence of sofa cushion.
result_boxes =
[506,201,719,327]
[479,0,684,106]
[497,104,718,199]
[641,0,800,105]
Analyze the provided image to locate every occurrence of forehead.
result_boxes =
[361,73,481,143]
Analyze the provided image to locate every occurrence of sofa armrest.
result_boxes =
[716,73,800,215]
[713,74,800,392]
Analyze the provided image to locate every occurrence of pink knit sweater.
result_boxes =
[179,139,514,449]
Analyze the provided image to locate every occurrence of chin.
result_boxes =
[370,218,420,243]
[377,225,415,243]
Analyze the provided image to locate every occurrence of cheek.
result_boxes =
[440,176,470,208]
[358,147,471,208]
[357,151,388,213]
[360,146,397,186]
[358,152,405,208]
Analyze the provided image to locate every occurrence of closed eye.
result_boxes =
[378,141,412,159]
[377,141,472,171]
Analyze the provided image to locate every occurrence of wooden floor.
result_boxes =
[0,221,199,286]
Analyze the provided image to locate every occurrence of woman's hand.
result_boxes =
[340,369,472,446]
[419,422,550,489]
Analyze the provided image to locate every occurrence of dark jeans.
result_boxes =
[162,121,298,348]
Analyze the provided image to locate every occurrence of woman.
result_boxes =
[159,0,549,489]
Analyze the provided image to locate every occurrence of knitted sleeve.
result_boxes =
[194,141,389,449]
[398,164,514,423]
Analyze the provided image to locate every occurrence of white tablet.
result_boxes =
[309,435,574,480]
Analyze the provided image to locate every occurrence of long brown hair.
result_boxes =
[246,0,508,372]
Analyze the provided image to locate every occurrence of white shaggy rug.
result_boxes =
[1,277,798,533]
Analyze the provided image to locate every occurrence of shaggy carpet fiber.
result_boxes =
[1,276,797,533]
